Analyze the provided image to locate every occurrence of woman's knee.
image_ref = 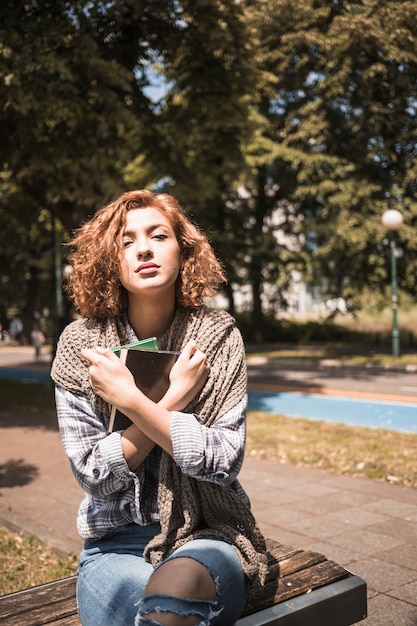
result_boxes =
[138,557,217,625]
[145,557,216,600]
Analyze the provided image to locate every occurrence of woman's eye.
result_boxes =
[122,239,133,247]
[152,233,168,240]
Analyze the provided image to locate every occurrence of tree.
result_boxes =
[0,0,179,229]
[125,0,270,325]
[243,0,417,314]
[2,0,416,344]
[2,0,263,333]
[0,0,179,330]
[0,189,56,339]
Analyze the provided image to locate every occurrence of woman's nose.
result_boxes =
[136,242,152,258]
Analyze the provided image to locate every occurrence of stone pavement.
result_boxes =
[0,347,417,625]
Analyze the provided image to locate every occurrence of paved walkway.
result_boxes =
[0,347,417,625]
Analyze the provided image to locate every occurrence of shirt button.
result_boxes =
[93,468,100,478]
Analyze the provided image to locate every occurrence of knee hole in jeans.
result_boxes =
[137,558,220,625]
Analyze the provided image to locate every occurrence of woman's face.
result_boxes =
[119,207,181,300]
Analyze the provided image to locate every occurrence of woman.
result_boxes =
[51,190,266,626]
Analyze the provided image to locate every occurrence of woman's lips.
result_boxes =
[136,262,160,274]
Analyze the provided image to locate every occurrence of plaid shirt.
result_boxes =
[55,386,249,541]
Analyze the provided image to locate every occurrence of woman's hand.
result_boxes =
[160,340,210,411]
[81,340,210,414]
[80,347,137,407]
[80,341,209,459]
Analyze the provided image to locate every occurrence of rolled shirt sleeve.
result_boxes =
[170,394,247,485]
[55,384,133,495]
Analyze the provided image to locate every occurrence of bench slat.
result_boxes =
[0,577,78,626]
[242,538,350,616]
[263,542,328,579]
[244,557,349,615]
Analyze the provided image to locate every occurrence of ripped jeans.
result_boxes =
[77,522,249,626]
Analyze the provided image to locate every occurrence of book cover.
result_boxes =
[108,348,180,432]
[112,336,158,357]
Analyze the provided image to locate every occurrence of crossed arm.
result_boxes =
[81,340,210,468]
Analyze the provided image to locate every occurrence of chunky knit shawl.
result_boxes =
[51,306,267,586]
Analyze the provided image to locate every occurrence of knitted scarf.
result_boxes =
[51,306,267,586]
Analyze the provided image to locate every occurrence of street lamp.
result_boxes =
[381,209,403,358]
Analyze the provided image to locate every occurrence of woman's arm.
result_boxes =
[55,385,135,497]
[170,395,247,486]
[81,340,210,461]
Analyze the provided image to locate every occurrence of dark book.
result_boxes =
[108,347,180,432]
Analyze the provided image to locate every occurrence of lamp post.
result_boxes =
[381,209,403,358]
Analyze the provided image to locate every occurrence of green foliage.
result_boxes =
[235,309,417,349]
[0,190,58,332]
[236,311,359,343]
[1,0,417,342]
[243,0,417,308]
[142,0,255,201]
[0,0,172,228]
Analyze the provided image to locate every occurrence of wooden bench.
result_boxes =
[0,538,367,625]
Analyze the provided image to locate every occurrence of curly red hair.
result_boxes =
[66,190,226,319]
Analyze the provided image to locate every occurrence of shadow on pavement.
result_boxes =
[0,458,39,488]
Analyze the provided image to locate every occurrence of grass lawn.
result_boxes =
[247,411,417,488]
[0,526,78,596]
[0,378,55,412]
